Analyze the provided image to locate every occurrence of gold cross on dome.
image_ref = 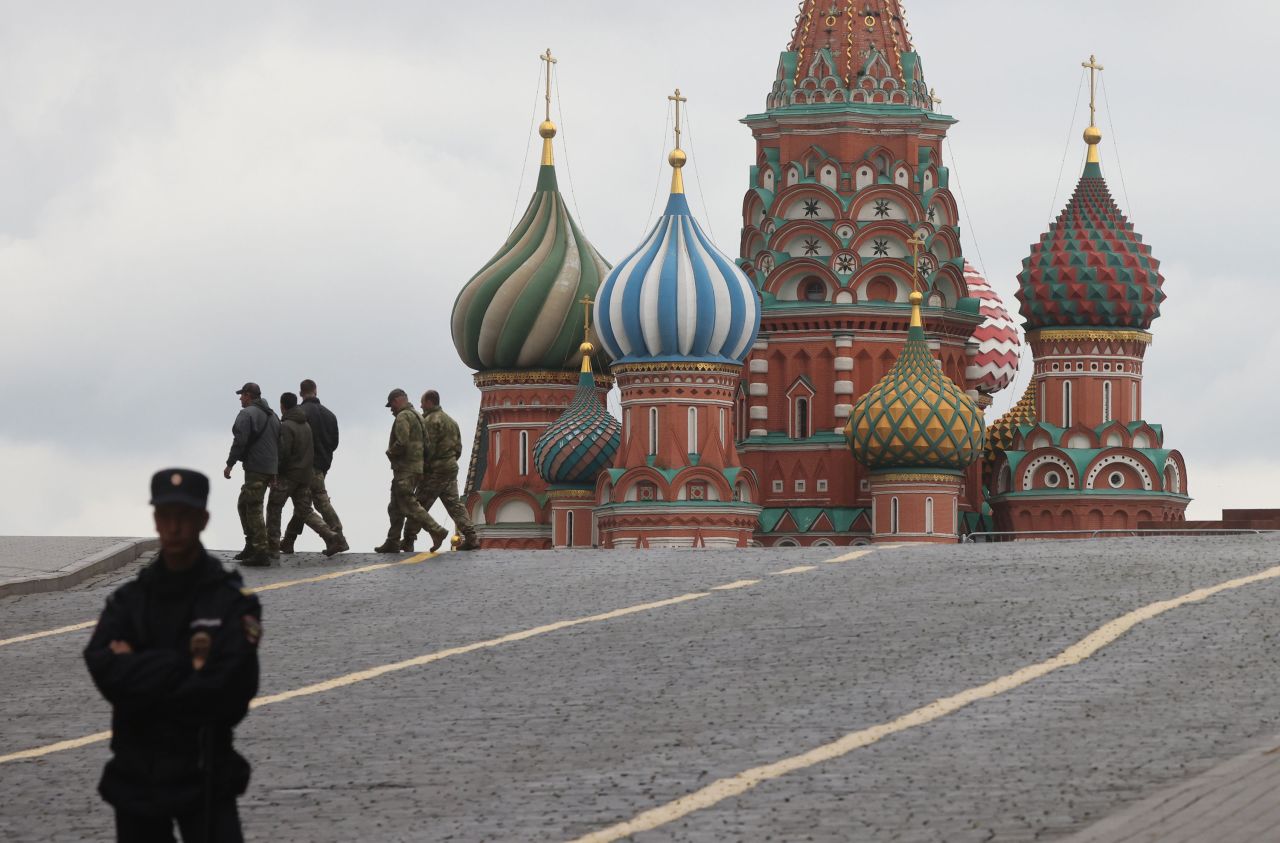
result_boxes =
[579,295,594,335]
[541,49,557,121]
[907,229,928,291]
[668,88,687,151]
[1082,53,1104,126]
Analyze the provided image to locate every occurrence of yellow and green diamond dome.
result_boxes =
[847,293,985,472]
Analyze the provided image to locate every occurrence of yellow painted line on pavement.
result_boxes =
[771,566,818,576]
[711,580,761,591]
[568,563,1280,843]
[825,549,877,564]
[0,553,438,649]
[0,589,713,764]
[0,621,97,648]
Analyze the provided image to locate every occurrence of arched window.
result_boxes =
[866,276,896,302]
[890,497,900,534]
[565,510,575,548]
[802,278,826,302]
[624,408,631,440]
[1103,381,1112,423]
[719,408,726,445]
[736,389,747,442]
[1062,381,1073,428]
[648,407,659,456]
[795,397,811,439]
[1039,382,1046,419]
[925,497,934,535]
[1131,382,1138,419]
[492,430,501,463]
[518,431,529,476]
[687,407,699,454]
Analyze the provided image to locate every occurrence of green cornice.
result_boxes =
[743,105,957,125]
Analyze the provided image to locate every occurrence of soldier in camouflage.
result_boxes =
[404,390,479,552]
[266,392,346,558]
[223,382,279,568]
[374,389,445,554]
[282,379,346,554]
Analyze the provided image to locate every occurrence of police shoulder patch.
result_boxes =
[242,614,262,646]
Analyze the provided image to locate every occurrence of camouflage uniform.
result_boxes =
[267,406,338,551]
[227,398,279,557]
[406,405,477,547]
[236,473,272,554]
[382,405,443,545]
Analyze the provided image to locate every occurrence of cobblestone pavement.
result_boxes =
[2,537,1279,841]
[0,536,140,590]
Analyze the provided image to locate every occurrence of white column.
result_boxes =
[834,334,855,434]
[749,338,769,437]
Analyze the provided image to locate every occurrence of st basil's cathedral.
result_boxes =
[450,1,1191,549]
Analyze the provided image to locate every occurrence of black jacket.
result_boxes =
[300,397,340,472]
[84,550,261,816]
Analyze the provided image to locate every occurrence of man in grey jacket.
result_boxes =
[223,382,279,567]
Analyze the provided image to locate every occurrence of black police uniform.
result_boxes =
[84,470,262,842]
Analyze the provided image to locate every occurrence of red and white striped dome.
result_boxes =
[963,263,1021,397]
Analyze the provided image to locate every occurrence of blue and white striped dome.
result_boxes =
[594,193,760,365]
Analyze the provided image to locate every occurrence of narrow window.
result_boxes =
[925,497,934,535]
[890,497,900,534]
[492,431,501,464]
[1131,382,1138,419]
[1103,381,1112,423]
[737,393,747,441]
[624,408,630,441]
[518,431,529,476]
[1062,381,1073,428]
[796,397,811,439]
[719,408,726,445]
[687,407,698,454]
[648,407,659,456]
[1039,382,1046,419]
[565,510,575,548]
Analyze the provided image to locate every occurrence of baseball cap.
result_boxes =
[150,468,210,509]
[235,382,261,397]
[386,388,407,408]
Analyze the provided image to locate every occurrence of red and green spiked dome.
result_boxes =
[533,343,621,488]
[451,123,611,372]
[1016,157,1165,330]
[846,292,984,472]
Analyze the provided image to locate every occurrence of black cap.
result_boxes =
[150,469,210,509]
[236,382,261,397]
[386,388,407,408]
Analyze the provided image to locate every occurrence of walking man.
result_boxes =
[282,379,345,554]
[404,390,479,552]
[375,389,441,554]
[266,392,345,558]
[85,468,261,842]
[223,382,278,567]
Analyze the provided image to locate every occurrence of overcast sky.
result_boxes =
[2,0,1276,549]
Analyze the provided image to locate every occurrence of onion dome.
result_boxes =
[963,263,1022,397]
[847,292,984,472]
[1015,110,1164,330]
[533,342,621,487]
[593,91,760,366]
[451,102,611,372]
[981,384,1037,490]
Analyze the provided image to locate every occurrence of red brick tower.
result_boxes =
[738,0,1009,545]
[451,53,613,549]
[591,93,764,549]
[988,58,1190,535]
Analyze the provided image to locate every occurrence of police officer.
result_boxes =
[403,390,479,552]
[84,469,261,842]
[282,378,346,554]
[375,389,442,553]
[266,392,345,557]
[223,383,278,567]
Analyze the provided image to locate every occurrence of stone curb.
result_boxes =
[0,538,159,599]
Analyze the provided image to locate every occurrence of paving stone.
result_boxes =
[1,537,1278,841]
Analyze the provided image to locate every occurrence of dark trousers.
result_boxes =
[115,800,242,842]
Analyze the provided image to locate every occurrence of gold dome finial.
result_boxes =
[668,88,688,194]
[579,296,596,373]
[540,49,559,166]
[1082,54,1104,165]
